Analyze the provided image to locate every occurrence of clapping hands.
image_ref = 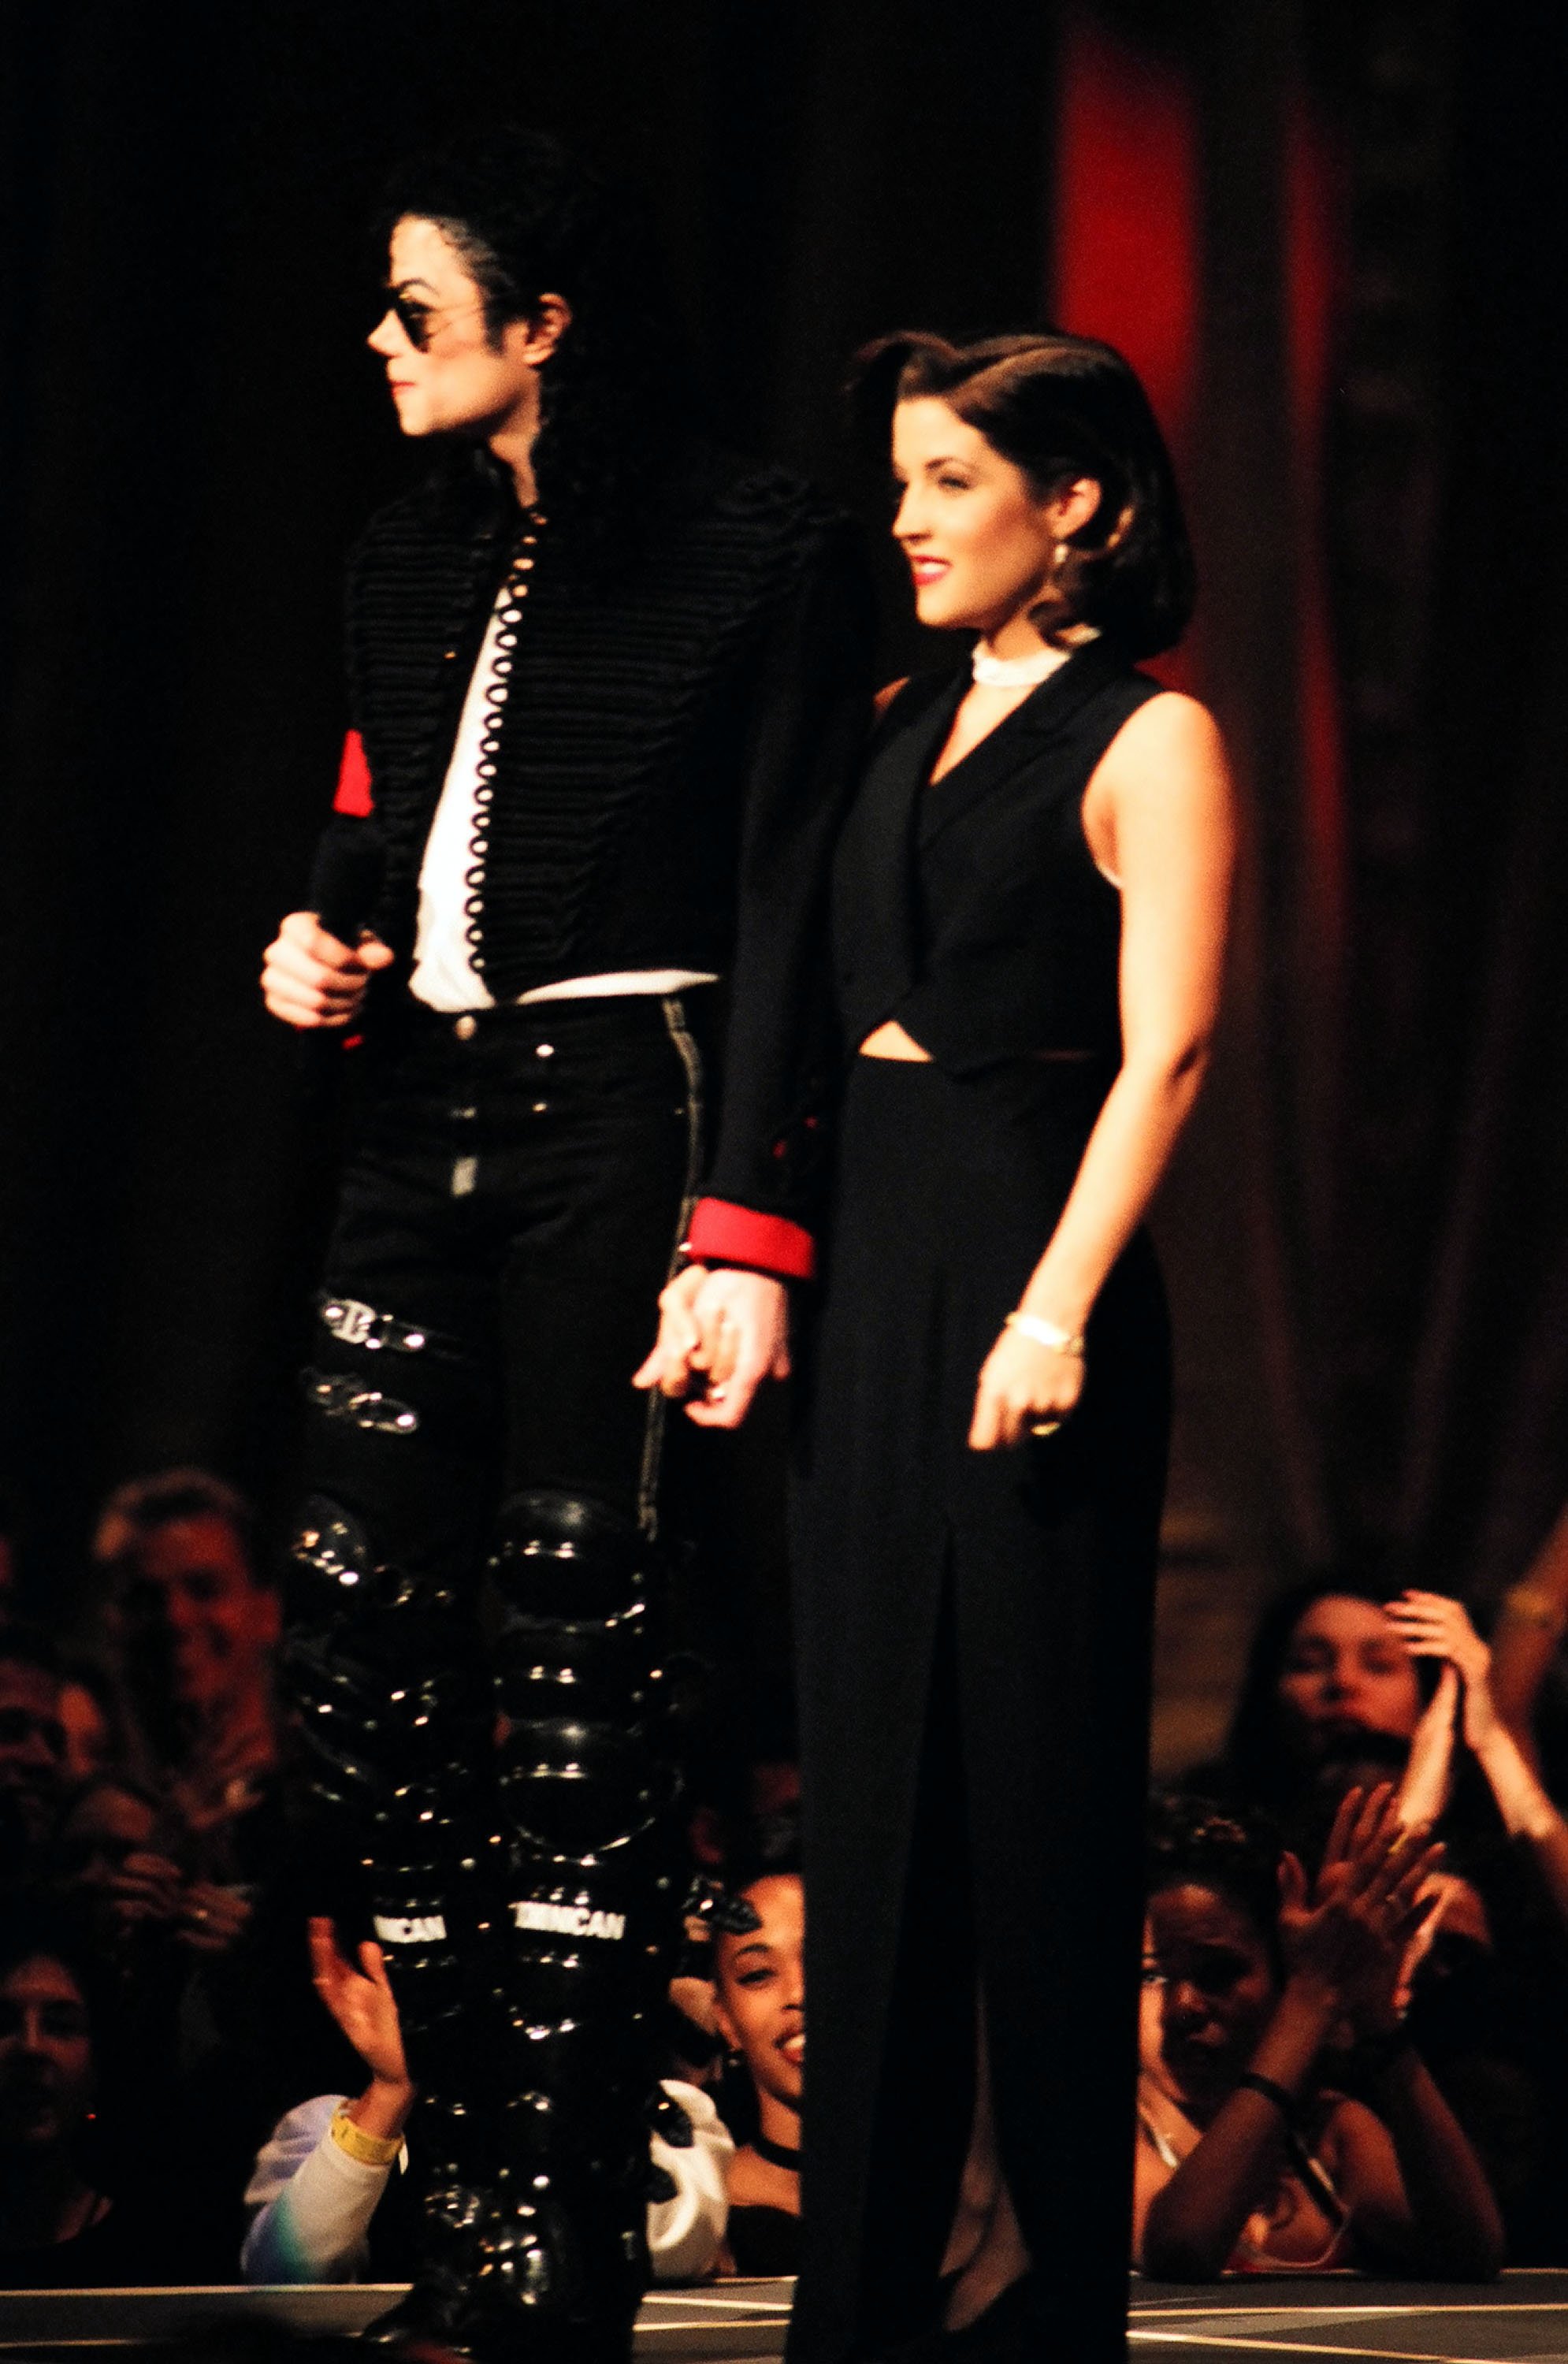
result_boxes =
[1278,1784,1443,2039]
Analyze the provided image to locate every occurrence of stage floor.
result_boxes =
[1133,2271,1568,2363]
[6,2273,1568,2359]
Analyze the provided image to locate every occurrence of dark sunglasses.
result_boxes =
[380,289,485,352]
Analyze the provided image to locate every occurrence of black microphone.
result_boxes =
[314,823,386,953]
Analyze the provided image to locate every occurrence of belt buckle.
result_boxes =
[321,1295,380,1349]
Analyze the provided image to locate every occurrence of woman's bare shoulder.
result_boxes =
[1113,688,1224,763]
[1093,688,1232,819]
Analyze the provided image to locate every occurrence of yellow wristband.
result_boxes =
[330,2102,403,2168]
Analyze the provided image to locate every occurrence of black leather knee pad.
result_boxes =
[491,1490,674,1858]
[284,1494,490,1857]
[489,1492,686,2238]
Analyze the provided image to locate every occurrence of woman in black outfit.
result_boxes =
[648,330,1233,2361]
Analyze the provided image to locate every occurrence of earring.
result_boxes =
[1053,541,1070,570]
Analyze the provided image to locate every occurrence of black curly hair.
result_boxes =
[1146,1791,1287,1975]
[378,126,693,555]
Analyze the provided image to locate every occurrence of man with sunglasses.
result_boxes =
[261,127,869,2363]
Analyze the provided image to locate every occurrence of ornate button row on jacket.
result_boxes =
[463,518,544,968]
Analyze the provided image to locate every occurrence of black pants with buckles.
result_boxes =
[284,990,711,2355]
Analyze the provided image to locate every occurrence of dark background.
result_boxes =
[3,0,1566,1720]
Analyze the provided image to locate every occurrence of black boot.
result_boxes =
[284,1495,501,2349]
[466,1489,686,2363]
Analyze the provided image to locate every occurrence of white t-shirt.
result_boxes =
[408,589,717,1014]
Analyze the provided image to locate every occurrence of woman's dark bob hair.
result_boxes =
[849,330,1195,659]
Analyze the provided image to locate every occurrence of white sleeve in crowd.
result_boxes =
[648,2079,734,2284]
[240,2095,396,2284]
[240,2077,731,2288]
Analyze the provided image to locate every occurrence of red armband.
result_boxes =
[333,730,375,817]
[686,1199,816,1283]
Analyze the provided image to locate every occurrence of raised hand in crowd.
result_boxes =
[1273,1786,1440,2052]
[1388,1589,1568,1930]
[260,913,396,1031]
[306,1916,415,2142]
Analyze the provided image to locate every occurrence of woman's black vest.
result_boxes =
[831,642,1162,1072]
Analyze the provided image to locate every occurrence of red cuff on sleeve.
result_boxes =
[333,730,375,817]
[686,1199,816,1282]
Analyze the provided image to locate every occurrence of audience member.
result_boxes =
[240,1919,732,2286]
[1195,1581,1428,1821]
[708,1823,804,2277]
[53,1776,247,1964]
[91,1469,281,1854]
[0,1628,68,1887]
[0,1892,221,2285]
[55,1660,121,1788]
[1136,1790,1503,2280]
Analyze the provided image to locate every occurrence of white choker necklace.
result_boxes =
[972,643,1072,688]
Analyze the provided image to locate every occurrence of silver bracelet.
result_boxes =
[1005,1310,1086,1358]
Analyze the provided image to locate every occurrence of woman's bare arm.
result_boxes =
[971,692,1237,1449]
[1388,1591,1568,1929]
[1488,1504,1568,1769]
[1330,2065,1503,2280]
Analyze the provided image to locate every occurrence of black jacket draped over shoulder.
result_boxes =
[309,444,875,1239]
[831,641,1161,1072]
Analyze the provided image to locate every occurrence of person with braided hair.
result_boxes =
[259,126,872,2361]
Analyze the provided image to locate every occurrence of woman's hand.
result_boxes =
[968,1326,1085,1452]
[307,1916,413,2097]
[634,1267,708,1399]
[95,1849,185,1941]
[262,912,395,1030]
[1386,1591,1499,1753]
[634,1268,790,1429]
[1281,1786,1442,2040]
[176,1879,253,1956]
